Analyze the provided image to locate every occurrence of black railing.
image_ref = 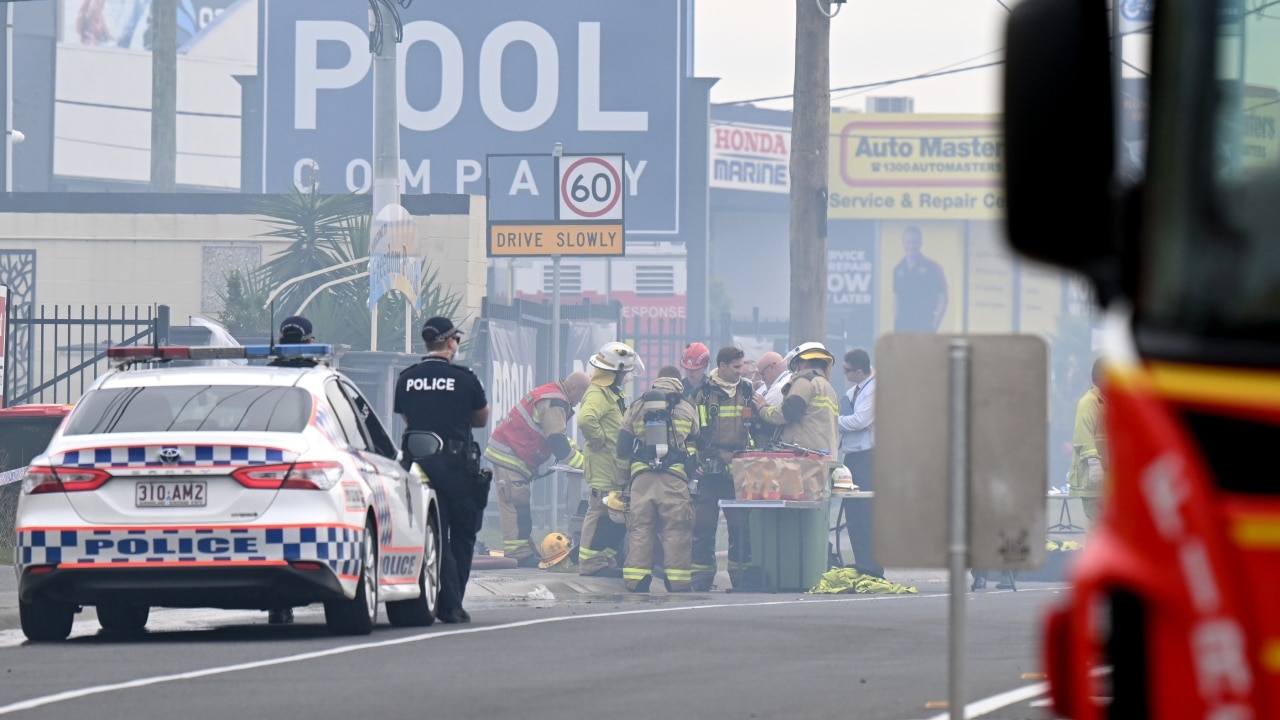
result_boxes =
[4,304,162,407]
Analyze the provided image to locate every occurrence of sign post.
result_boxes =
[0,285,7,409]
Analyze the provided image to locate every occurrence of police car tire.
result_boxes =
[96,602,150,633]
[387,512,440,627]
[325,519,379,636]
[19,597,75,642]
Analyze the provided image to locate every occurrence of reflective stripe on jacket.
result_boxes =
[579,382,629,490]
[484,382,573,477]
[759,369,840,454]
[693,377,756,462]
[622,378,700,482]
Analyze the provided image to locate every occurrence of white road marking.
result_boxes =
[0,594,939,714]
[921,681,1049,719]
[1,589,1067,718]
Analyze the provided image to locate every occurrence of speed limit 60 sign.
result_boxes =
[558,155,624,221]
[486,151,627,257]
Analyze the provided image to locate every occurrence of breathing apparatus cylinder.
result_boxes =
[641,388,671,464]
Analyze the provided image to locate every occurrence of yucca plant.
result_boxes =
[250,189,468,352]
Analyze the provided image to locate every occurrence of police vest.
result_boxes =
[485,382,573,476]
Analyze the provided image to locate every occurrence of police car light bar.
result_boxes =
[106,345,333,364]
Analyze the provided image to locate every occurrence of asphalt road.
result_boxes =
[0,575,1066,720]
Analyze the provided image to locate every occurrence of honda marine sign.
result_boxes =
[259,0,685,236]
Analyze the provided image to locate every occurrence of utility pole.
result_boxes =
[788,0,832,346]
[150,0,176,192]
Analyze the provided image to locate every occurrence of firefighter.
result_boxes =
[689,345,760,591]
[680,342,711,399]
[755,342,840,458]
[483,371,591,566]
[617,367,700,593]
[1068,358,1107,523]
[577,341,644,578]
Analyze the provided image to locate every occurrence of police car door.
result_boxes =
[322,381,424,578]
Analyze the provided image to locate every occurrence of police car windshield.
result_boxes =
[63,386,312,435]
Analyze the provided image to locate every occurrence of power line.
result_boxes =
[831,48,1005,104]
[723,17,1161,109]
[724,60,1005,106]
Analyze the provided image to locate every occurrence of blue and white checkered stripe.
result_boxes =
[17,526,362,577]
[52,446,293,468]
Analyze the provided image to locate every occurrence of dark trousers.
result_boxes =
[691,473,750,590]
[840,449,882,577]
[422,457,484,613]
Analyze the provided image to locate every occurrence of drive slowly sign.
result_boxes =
[486,152,626,257]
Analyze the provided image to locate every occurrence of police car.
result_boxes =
[13,344,442,641]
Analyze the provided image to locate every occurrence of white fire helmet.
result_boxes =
[784,341,835,373]
[589,341,645,374]
[831,465,856,492]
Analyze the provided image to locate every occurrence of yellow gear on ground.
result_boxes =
[537,532,574,569]
[807,568,918,595]
[1059,540,1083,551]
[1046,540,1060,552]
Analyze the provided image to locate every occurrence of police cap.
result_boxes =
[279,315,313,343]
[421,316,462,344]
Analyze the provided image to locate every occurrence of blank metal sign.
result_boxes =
[871,334,1047,570]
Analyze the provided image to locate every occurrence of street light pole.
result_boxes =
[370,5,402,352]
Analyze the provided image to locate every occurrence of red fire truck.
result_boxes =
[1004,0,1280,717]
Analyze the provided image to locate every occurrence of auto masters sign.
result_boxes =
[487,153,625,256]
[828,114,1005,220]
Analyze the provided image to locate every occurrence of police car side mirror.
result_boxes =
[404,431,444,461]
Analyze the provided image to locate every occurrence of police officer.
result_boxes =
[618,366,700,593]
[395,316,490,624]
[268,315,319,369]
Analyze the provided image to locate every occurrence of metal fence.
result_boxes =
[4,304,163,407]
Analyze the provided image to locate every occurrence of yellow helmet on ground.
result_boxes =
[538,532,574,569]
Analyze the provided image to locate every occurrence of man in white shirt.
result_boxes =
[838,348,881,577]
[755,351,791,407]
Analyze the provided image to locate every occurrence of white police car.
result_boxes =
[13,344,442,640]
